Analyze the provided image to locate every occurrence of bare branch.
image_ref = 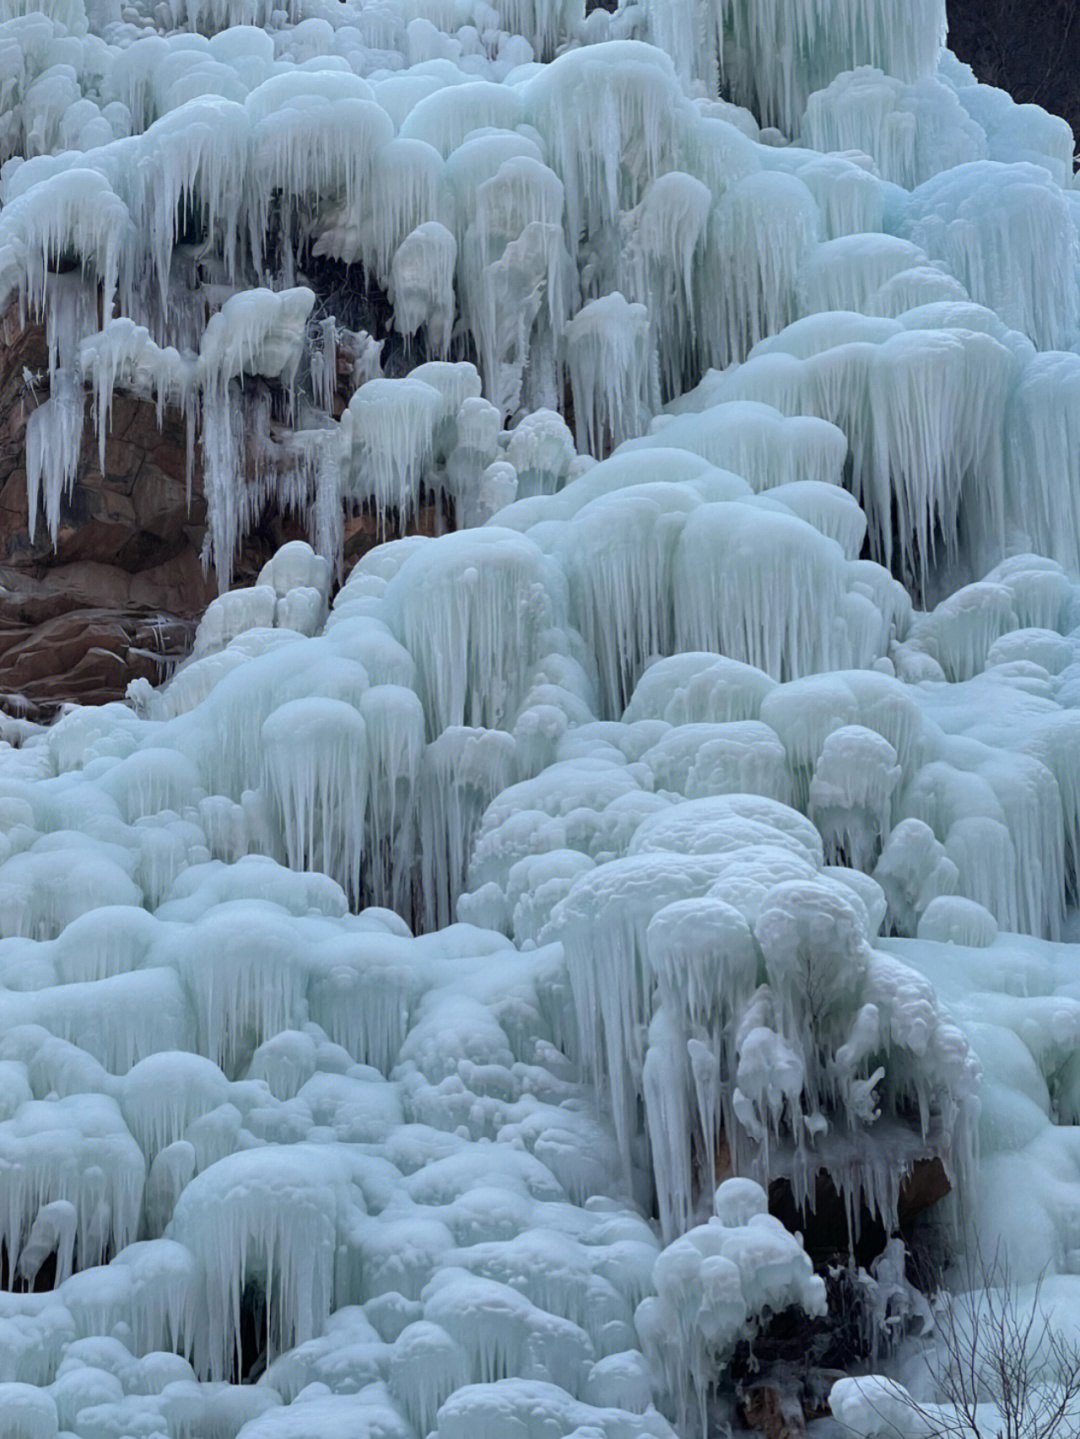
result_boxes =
[833,1241,1080,1439]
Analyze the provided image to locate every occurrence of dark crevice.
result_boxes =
[236,1278,269,1384]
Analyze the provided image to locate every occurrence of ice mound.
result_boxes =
[4,0,1080,1435]
[637,1179,825,1436]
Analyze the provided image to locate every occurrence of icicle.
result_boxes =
[637,1181,824,1438]
[565,292,656,455]
[139,98,249,302]
[632,400,848,494]
[905,161,1080,351]
[618,171,711,400]
[644,896,759,1237]
[486,0,583,60]
[261,696,368,901]
[80,316,195,474]
[525,42,686,246]
[808,725,902,871]
[340,375,445,533]
[382,526,554,736]
[671,501,854,681]
[642,1006,694,1242]
[505,409,575,498]
[9,165,130,317]
[359,684,426,913]
[389,220,457,359]
[553,484,688,716]
[799,68,986,188]
[707,172,818,369]
[167,1146,347,1381]
[551,852,722,1178]
[310,315,338,414]
[170,903,309,1078]
[246,75,393,274]
[400,78,523,159]
[25,367,83,544]
[416,726,518,931]
[0,1094,145,1282]
[198,286,315,392]
[646,0,947,134]
[199,377,245,589]
[1005,353,1080,574]
[797,234,942,318]
[457,155,573,417]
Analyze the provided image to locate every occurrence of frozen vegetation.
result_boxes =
[2,0,1080,1434]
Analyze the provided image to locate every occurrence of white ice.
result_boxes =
[2,1,1080,1438]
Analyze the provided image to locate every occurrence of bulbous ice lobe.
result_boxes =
[2,0,1080,1437]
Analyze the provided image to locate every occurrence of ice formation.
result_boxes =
[4,0,1080,1436]
[637,1179,826,1435]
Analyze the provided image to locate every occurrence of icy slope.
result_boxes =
[3,0,1080,1436]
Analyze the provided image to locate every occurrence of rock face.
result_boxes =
[0,599,195,715]
[742,1386,807,1439]
[0,307,450,717]
[0,307,213,715]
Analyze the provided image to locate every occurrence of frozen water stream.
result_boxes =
[2,0,1080,1435]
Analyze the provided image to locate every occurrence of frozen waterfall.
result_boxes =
[2,0,1080,1437]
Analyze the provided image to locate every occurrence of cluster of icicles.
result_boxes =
[6,0,1080,593]
[4,0,1080,1436]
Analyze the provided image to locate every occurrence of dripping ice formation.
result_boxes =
[2,0,1080,1435]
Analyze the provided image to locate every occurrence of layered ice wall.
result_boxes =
[3,0,1076,593]
[3,0,1080,1436]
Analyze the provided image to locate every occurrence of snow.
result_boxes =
[4,0,1080,1437]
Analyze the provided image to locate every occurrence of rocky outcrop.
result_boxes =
[0,307,210,715]
[0,303,453,717]
[0,590,196,714]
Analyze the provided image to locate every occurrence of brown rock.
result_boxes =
[102,436,140,482]
[742,1386,806,1439]
[0,304,445,713]
[51,488,140,567]
[0,305,222,711]
[152,440,191,480]
[0,595,196,714]
[714,1132,734,1184]
[132,461,195,540]
[1,561,130,618]
[128,548,215,614]
[121,397,171,451]
[0,469,28,529]
[898,1155,951,1225]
